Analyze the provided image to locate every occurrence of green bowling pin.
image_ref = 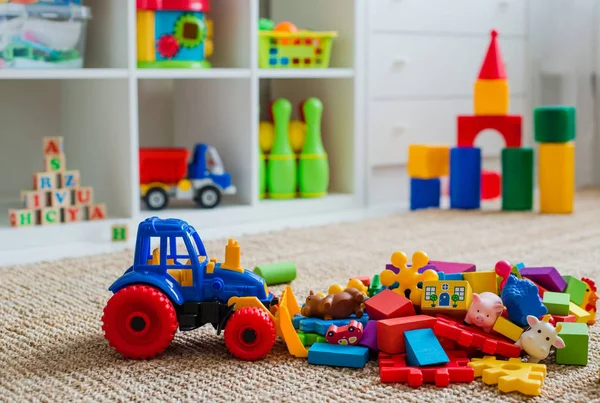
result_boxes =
[259,145,267,199]
[267,98,296,199]
[298,97,328,198]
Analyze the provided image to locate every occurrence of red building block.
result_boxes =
[481,170,501,200]
[433,315,521,358]
[457,115,522,148]
[526,278,548,298]
[552,314,576,323]
[379,350,474,388]
[350,276,371,287]
[365,289,415,320]
[377,315,436,354]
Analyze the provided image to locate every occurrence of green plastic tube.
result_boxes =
[254,261,297,285]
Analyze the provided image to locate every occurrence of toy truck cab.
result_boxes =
[102,217,281,361]
[187,143,236,208]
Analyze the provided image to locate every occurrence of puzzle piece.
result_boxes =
[292,314,369,335]
[297,331,326,346]
[380,250,438,306]
[379,350,474,388]
[468,356,547,396]
[433,315,521,358]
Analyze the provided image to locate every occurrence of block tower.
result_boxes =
[451,29,525,210]
[534,106,576,214]
[9,137,106,227]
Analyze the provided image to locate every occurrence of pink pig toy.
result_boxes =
[464,292,504,332]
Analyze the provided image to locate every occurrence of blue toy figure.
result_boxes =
[501,275,548,327]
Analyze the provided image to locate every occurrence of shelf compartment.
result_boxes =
[257,68,354,79]
[136,68,251,80]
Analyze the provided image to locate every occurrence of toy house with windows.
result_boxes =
[421,280,473,314]
[136,0,213,68]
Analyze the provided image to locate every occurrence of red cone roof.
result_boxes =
[478,30,506,79]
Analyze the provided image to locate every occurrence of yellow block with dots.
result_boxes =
[539,142,575,214]
[136,10,155,62]
[407,145,450,179]
[474,79,509,116]
[492,316,524,342]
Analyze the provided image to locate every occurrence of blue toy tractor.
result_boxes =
[101,217,306,360]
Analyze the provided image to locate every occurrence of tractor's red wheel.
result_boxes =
[224,307,276,361]
[102,285,178,359]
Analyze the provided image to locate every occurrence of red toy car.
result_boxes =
[325,320,363,345]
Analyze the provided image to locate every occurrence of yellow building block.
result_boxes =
[539,142,575,214]
[492,316,524,342]
[421,280,473,312]
[137,10,155,62]
[569,302,591,323]
[474,79,509,115]
[407,145,450,179]
[469,356,546,396]
[463,271,498,294]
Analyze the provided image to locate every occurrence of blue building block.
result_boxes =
[501,275,548,327]
[404,328,449,367]
[450,147,481,209]
[442,273,464,281]
[307,342,369,368]
[292,314,370,335]
[410,178,441,211]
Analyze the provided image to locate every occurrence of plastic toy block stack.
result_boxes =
[534,106,576,214]
[9,136,106,227]
[260,97,329,200]
[407,145,449,210]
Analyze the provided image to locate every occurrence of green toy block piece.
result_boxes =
[253,261,296,285]
[562,275,587,306]
[501,148,533,211]
[534,105,576,143]
[543,291,570,315]
[556,322,588,365]
[259,18,275,31]
[368,274,382,297]
[297,331,326,347]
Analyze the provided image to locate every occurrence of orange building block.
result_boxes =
[377,315,437,355]
[365,289,415,320]
[407,145,449,179]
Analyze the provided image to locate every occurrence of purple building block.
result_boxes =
[359,320,378,350]
[520,267,567,292]
[421,260,476,274]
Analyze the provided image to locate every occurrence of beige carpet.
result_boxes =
[1,190,600,402]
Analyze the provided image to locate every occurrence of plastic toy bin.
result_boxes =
[258,31,337,68]
[0,3,91,69]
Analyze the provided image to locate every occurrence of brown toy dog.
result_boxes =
[300,288,365,320]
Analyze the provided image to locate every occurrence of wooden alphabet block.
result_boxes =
[44,154,66,172]
[88,203,107,221]
[9,209,37,227]
[60,170,80,189]
[21,190,47,209]
[50,189,72,208]
[111,224,128,242]
[39,208,61,225]
[43,136,64,156]
[73,186,93,205]
[33,172,58,191]
[63,206,83,223]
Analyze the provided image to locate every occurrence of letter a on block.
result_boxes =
[89,204,107,221]
[43,137,64,156]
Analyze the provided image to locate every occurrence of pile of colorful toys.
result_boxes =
[9,136,106,227]
[259,97,329,200]
[294,252,596,396]
[408,29,576,214]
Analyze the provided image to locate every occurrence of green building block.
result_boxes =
[563,275,587,306]
[534,105,576,143]
[543,291,570,315]
[556,322,588,365]
[501,148,533,211]
[297,331,326,347]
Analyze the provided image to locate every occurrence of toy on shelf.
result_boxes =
[515,315,565,363]
[258,20,337,69]
[102,217,309,361]
[407,29,576,214]
[0,2,91,69]
[137,0,213,69]
[261,97,329,200]
[9,136,106,227]
[138,143,236,210]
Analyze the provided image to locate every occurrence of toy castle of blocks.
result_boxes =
[9,136,106,227]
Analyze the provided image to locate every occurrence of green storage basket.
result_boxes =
[258,31,338,68]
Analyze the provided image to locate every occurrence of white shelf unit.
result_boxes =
[0,0,366,263]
